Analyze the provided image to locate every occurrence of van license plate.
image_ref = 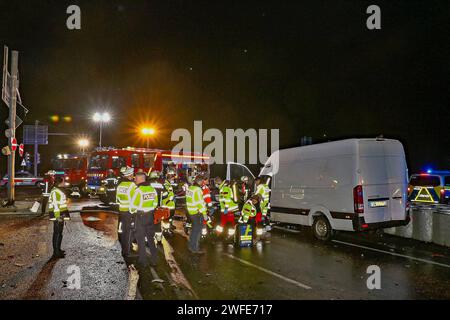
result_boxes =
[369,200,387,208]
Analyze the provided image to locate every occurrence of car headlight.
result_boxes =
[215,225,223,233]
[256,228,264,236]
[228,228,235,236]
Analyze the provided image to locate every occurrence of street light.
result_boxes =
[77,138,90,154]
[92,112,111,147]
[141,127,155,148]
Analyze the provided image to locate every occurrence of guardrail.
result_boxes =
[384,204,450,247]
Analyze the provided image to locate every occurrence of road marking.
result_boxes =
[161,236,199,299]
[126,264,139,300]
[332,240,450,269]
[224,254,312,289]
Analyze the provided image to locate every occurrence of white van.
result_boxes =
[258,138,410,240]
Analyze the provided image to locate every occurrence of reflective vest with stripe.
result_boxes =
[116,181,137,212]
[241,200,257,223]
[161,180,176,210]
[130,185,158,213]
[186,185,207,217]
[219,184,238,212]
[256,183,271,215]
[49,187,68,218]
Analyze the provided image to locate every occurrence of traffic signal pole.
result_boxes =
[7,50,18,204]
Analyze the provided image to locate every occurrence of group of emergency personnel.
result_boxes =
[43,164,271,267]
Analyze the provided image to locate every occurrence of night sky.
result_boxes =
[0,0,449,175]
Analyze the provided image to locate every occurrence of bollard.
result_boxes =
[412,207,433,243]
[432,211,450,247]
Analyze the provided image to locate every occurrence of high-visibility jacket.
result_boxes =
[241,200,257,223]
[130,184,158,213]
[201,185,213,207]
[219,183,239,212]
[186,185,207,218]
[161,180,176,210]
[116,180,137,212]
[256,183,271,216]
[49,187,68,220]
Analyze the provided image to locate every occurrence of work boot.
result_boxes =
[52,251,65,259]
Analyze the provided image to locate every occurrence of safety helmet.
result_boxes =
[166,169,176,176]
[149,171,160,179]
[241,176,249,183]
[121,166,134,177]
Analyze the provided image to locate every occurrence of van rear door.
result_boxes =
[358,140,407,224]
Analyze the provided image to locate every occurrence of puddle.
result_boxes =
[80,212,118,241]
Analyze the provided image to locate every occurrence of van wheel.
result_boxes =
[312,216,333,241]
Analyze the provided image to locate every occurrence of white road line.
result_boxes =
[161,236,199,299]
[224,254,312,290]
[332,240,450,269]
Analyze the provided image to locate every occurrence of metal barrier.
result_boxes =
[383,205,450,247]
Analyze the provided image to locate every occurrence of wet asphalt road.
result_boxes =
[2,197,449,300]
[70,199,450,300]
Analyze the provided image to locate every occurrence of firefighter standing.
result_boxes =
[48,176,70,259]
[186,175,209,254]
[217,180,239,234]
[130,172,159,267]
[116,166,136,257]
[161,170,176,222]
[256,178,271,222]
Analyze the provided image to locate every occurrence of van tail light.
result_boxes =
[440,189,445,203]
[353,185,364,214]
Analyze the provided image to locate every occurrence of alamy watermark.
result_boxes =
[366,265,381,290]
[171,121,279,168]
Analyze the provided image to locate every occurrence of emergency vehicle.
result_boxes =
[408,171,450,205]
[44,154,88,195]
[86,147,211,194]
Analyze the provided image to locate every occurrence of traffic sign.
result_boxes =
[10,137,17,151]
[19,143,24,157]
[21,158,26,167]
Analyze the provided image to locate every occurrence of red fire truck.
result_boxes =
[44,154,88,196]
[86,147,211,195]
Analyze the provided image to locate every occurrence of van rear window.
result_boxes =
[410,175,440,187]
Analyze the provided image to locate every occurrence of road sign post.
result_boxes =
[6,50,18,204]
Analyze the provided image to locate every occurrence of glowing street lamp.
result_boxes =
[141,127,155,148]
[77,138,90,154]
[92,112,111,147]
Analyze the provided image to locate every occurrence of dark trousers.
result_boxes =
[135,212,157,265]
[118,212,132,256]
[52,220,64,254]
[188,214,203,252]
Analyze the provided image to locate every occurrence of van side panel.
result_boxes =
[270,145,357,231]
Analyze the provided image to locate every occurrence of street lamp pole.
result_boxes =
[93,112,110,147]
[99,121,103,147]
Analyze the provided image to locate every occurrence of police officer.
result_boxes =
[48,176,70,259]
[186,175,209,254]
[148,171,164,242]
[130,171,159,267]
[116,166,136,257]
